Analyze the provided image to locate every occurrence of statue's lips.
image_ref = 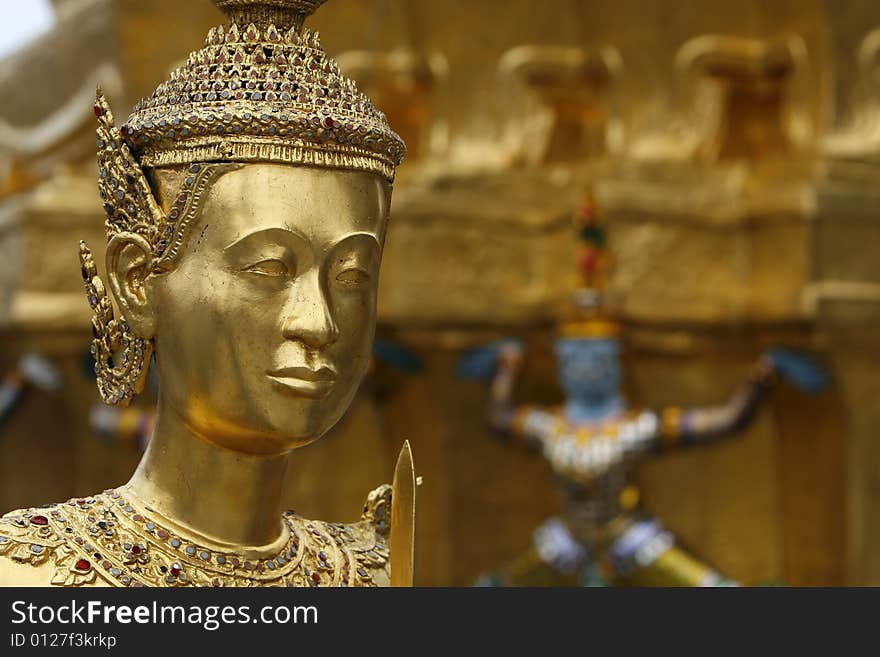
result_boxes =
[266,366,336,399]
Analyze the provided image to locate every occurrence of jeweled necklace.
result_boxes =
[2,489,388,587]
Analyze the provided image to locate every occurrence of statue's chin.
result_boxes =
[167,407,329,456]
[168,387,353,456]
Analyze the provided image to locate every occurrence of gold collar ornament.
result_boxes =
[0,487,391,588]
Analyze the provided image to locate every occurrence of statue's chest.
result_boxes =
[0,494,389,588]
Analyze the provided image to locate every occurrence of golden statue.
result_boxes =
[0,0,415,587]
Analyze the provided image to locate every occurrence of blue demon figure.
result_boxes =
[462,332,827,587]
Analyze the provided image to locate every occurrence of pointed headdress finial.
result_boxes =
[212,0,329,31]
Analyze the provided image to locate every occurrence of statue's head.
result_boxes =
[554,336,623,406]
[81,0,405,455]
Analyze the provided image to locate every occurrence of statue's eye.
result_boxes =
[335,268,371,289]
[243,259,289,277]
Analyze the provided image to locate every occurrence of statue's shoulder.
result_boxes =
[360,483,392,538]
[351,483,392,587]
[283,483,391,587]
[0,501,101,587]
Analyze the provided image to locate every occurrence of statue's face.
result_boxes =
[555,337,622,405]
[150,164,389,455]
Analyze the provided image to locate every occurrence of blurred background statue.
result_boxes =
[460,196,828,586]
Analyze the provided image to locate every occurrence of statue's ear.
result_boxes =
[105,232,157,339]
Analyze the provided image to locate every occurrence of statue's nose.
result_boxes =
[281,271,339,349]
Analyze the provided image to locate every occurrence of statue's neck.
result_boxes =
[564,393,627,426]
[124,399,291,550]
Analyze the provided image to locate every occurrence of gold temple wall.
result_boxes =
[2,0,879,585]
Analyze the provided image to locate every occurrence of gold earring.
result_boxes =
[79,241,153,406]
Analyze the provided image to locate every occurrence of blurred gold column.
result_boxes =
[813,173,880,585]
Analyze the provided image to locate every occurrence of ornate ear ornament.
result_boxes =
[78,91,162,406]
[79,241,152,407]
[83,91,234,406]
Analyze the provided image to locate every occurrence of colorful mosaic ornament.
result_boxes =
[558,194,620,338]
[0,488,391,587]
[512,405,660,485]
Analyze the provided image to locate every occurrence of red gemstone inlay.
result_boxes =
[131,545,142,554]
[311,573,320,583]
[157,530,169,539]
[102,560,111,570]
[132,514,143,522]
[170,566,181,576]
[30,515,48,526]
[94,105,104,117]
[75,559,91,572]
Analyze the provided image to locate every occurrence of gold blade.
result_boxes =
[390,440,416,587]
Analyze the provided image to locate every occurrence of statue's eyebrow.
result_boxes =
[223,227,307,255]
[330,231,382,251]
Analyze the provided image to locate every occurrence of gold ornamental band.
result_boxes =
[139,136,397,182]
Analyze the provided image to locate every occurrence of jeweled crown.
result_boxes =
[121,0,405,180]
